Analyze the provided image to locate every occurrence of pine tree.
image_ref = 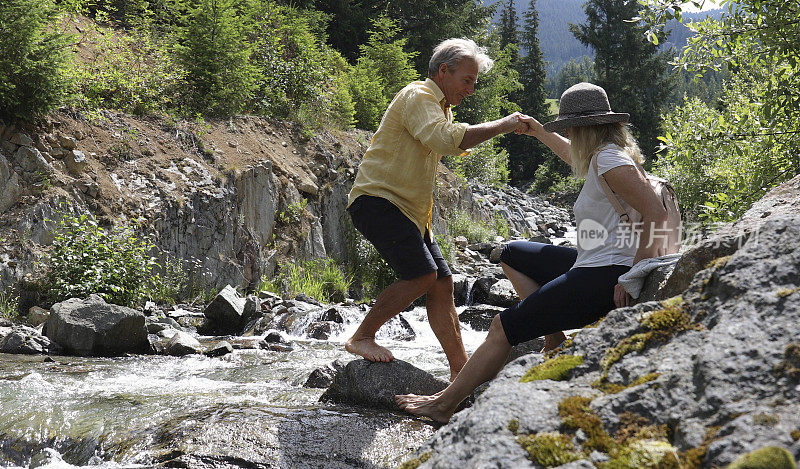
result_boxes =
[0,0,72,121]
[571,0,673,158]
[176,0,258,116]
[348,15,419,130]
[498,0,519,52]
[505,0,553,183]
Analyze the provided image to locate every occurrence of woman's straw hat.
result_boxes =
[543,82,629,133]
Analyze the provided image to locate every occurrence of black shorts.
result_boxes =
[347,195,451,281]
[498,241,630,346]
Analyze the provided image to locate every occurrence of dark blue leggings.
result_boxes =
[497,241,630,346]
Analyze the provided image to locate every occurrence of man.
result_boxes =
[345,38,528,380]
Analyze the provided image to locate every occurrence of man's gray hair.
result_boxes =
[427,38,494,78]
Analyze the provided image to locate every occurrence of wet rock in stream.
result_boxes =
[0,325,61,355]
[203,284,246,335]
[305,359,347,388]
[321,359,448,411]
[45,294,149,356]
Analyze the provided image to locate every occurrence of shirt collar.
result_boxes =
[423,78,448,108]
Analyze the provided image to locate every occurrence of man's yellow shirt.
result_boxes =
[347,78,469,235]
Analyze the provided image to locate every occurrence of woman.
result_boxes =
[395,82,668,423]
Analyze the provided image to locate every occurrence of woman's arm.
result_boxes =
[602,165,668,308]
[602,165,668,265]
[519,115,572,165]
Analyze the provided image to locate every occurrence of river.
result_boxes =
[0,306,487,468]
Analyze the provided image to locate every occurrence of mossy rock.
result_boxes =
[727,446,796,469]
[520,355,583,382]
[517,432,583,467]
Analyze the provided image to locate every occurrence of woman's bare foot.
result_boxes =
[395,394,455,423]
[541,331,567,353]
[345,336,394,362]
[395,391,442,408]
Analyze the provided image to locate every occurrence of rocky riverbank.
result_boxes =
[0,109,577,468]
[398,174,800,469]
[0,111,572,296]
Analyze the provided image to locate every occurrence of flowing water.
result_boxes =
[0,307,487,469]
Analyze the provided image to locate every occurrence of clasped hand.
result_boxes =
[504,112,544,136]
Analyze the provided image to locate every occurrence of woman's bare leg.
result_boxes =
[396,315,512,423]
[501,261,564,352]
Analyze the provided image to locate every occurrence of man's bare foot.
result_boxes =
[345,336,394,362]
[541,331,567,353]
[395,394,454,423]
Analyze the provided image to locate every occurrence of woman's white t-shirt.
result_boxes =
[572,143,639,268]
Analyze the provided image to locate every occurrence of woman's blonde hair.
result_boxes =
[568,123,643,177]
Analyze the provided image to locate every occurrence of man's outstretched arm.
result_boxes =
[459,112,528,150]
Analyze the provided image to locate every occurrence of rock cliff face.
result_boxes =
[404,175,800,468]
[0,113,570,296]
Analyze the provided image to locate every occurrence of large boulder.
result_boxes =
[0,325,61,355]
[459,304,505,331]
[202,285,246,334]
[165,331,202,356]
[472,278,518,308]
[406,215,800,468]
[320,359,449,410]
[45,294,149,356]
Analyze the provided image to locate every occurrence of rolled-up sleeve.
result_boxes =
[403,90,468,156]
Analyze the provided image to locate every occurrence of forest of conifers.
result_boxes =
[1,0,798,223]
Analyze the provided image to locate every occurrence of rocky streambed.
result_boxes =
[0,224,576,468]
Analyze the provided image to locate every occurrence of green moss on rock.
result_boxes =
[791,429,800,441]
[520,355,584,383]
[727,446,796,469]
[776,286,800,298]
[774,343,800,382]
[517,432,584,467]
[601,439,681,469]
[592,373,661,394]
[705,255,732,270]
[680,426,721,469]
[558,396,616,452]
[397,451,431,469]
[601,300,701,371]
[508,418,520,434]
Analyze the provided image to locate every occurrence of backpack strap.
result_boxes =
[592,152,633,223]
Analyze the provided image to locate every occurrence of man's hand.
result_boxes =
[460,112,535,149]
[614,283,631,308]
[518,114,544,136]
[501,112,529,135]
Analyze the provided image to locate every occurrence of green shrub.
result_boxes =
[257,275,280,295]
[444,139,510,186]
[347,15,418,130]
[448,209,509,244]
[530,158,578,194]
[343,217,397,300]
[67,19,181,115]
[283,258,351,304]
[0,0,73,121]
[435,234,454,265]
[0,289,20,320]
[249,3,353,129]
[654,73,799,225]
[176,0,258,116]
[44,211,158,307]
[143,255,187,305]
